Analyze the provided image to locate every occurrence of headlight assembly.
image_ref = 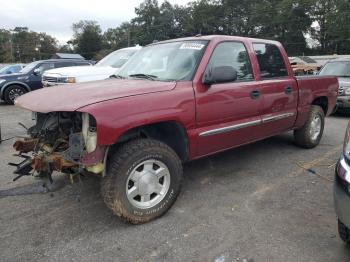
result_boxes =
[344,121,350,161]
[345,88,350,96]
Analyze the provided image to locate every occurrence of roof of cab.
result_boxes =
[147,35,282,46]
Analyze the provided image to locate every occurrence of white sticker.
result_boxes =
[179,43,205,50]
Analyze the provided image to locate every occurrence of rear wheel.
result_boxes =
[4,85,27,104]
[338,219,350,244]
[101,139,183,224]
[294,105,325,148]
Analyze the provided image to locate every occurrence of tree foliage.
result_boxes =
[0,0,349,63]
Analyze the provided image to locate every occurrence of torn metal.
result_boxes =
[9,111,106,182]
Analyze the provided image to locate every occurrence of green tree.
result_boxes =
[71,20,103,59]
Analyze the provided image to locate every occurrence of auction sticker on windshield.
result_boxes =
[179,43,205,50]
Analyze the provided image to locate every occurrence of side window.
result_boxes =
[36,63,54,74]
[208,42,253,81]
[75,61,91,66]
[253,43,288,79]
[55,62,74,68]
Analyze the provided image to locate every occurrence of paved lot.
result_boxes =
[0,102,349,262]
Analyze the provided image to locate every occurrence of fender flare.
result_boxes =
[0,81,31,98]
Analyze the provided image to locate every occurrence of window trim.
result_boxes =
[204,40,255,84]
[252,42,289,80]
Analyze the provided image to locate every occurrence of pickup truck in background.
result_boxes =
[42,46,141,86]
[319,58,350,113]
[12,35,338,224]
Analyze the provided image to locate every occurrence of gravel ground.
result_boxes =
[0,102,349,262]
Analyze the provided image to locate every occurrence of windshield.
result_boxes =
[20,61,40,74]
[118,41,208,81]
[319,61,350,77]
[96,49,138,68]
[0,65,12,74]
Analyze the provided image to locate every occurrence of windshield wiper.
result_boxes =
[128,73,157,81]
[110,74,125,79]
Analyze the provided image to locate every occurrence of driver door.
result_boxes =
[194,41,263,157]
[29,62,54,90]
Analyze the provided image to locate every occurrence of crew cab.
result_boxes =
[12,35,338,224]
[0,59,93,104]
[42,46,141,86]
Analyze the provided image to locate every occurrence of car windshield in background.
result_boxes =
[319,61,350,77]
[96,50,138,68]
[20,61,40,74]
[118,41,208,81]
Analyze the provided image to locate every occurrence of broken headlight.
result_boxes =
[344,121,350,162]
[82,113,97,153]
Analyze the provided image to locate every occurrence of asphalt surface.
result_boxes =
[0,102,349,262]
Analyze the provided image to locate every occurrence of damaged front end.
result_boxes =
[10,111,106,182]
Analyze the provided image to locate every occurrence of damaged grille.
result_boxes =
[9,111,101,182]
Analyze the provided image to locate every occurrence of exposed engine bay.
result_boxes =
[10,111,105,183]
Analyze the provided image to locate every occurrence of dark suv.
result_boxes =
[0,59,93,104]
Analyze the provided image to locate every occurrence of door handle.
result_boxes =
[285,86,293,94]
[250,90,261,99]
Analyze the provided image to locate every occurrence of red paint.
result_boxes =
[15,35,338,161]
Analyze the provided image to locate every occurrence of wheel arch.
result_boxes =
[1,82,31,99]
[110,121,190,162]
[311,96,328,115]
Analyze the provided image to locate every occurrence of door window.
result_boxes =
[208,42,253,81]
[54,62,74,68]
[36,63,54,74]
[253,43,288,79]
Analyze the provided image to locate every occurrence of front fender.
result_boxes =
[78,85,195,146]
[1,81,31,98]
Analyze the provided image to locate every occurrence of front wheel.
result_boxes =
[101,139,183,224]
[294,105,325,149]
[4,85,27,104]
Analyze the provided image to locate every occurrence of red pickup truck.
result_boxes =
[12,35,338,224]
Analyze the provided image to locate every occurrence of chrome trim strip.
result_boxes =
[262,112,295,123]
[199,112,295,137]
[199,119,261,137]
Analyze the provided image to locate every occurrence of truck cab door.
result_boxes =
[252,43,298,136]
[193,41,263,157]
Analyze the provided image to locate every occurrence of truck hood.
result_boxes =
[15,78,177,113]
[44,65,118,78]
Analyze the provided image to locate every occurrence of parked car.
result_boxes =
[0,64,26,75]
[319,58,350,112]
[334,121,350,244]
[12,35,338,224]
[0,59,93,104]
[42,46,141,86]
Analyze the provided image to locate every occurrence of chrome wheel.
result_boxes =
[8,87,25,102]
[126,159,171,209]
[310,115,322,141]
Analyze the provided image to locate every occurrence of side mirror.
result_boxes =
[203,66,238,85]
[33,68,41,75]
[6,71,12,74]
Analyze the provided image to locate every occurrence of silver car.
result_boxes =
[319,58,350,112]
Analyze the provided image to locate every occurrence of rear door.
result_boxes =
[252,43,298,136]
[194,41,263,157]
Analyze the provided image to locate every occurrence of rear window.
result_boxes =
[253,43,288,79]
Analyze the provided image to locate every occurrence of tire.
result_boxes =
[4,85,27,105]
[294,105,325,149]
[101,139,183,224]
[338,219,350,244]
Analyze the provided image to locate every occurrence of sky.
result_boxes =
[0,0,190,45]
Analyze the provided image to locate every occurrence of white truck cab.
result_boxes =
[42,46,141,86]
